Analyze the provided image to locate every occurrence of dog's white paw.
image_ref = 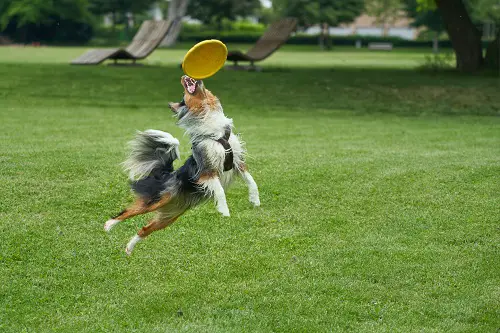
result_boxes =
[125,235,142,255]
[250,195,260,207]
[218,206,230,217]
[104,219,120,232]
[125,246,133,256]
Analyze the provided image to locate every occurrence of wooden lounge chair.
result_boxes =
[71,20,174,65]
[226,17,297,71]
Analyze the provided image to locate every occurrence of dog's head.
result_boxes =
[169,75,220,118]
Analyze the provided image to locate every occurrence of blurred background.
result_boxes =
[0,0,499,72]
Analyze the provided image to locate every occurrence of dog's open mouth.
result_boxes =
[182,76,197,94]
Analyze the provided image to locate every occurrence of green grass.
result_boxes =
[0,46,499,332]
[0,44,439,68]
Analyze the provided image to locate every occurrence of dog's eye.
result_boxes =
[179,97,185,107]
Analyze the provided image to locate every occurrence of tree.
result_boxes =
[469,0,500,25]
[365,0,404,36]
[88,0,118,32]
[159,0,190,47]
[272,0,319,28]
[414,0,500,72]
[413,0,483,71]
[256,6,278,25]
[88,0,157,35]
[188,0,261,34]
[273,0,364,50]
[405,0,444,53]
[0,0,94,43]
[473,0,500,71]
[435,0,483,72]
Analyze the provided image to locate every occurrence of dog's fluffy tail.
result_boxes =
[122,129,180,180]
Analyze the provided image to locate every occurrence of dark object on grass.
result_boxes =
[225,18,297,71]
[71,19,178,65]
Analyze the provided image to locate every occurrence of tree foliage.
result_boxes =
[0,0,94,43]
[273,0,365,29]
[468,0,500,23]
[365,0,404,35]
[188,0,261,31]
[87,0,157,16]
[405,0,443,33]
[1,0,93,29]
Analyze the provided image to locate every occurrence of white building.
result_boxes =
[305,14,418,40]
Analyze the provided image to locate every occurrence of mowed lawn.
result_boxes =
[0,46,499,332]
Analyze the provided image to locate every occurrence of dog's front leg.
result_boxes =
[238,164,260,207]
[199,175,230,217]
[168,102,181,113]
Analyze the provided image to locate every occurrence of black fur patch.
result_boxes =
[131,155,201,203]
[175,156,201,193]
[131,168,172,204]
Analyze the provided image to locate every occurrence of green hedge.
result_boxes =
[91,25,492,49]
[182,21,266,33]
[178,32,459,48]
[179,32,498,49]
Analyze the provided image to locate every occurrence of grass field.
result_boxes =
[0,44,440,68]
[0,46,499,332]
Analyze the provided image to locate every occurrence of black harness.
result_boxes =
[179,97,233,172]
[217,125,233,172]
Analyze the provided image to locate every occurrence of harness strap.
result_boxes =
[217,125,233,171]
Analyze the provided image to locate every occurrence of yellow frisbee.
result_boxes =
[182,40,228,80]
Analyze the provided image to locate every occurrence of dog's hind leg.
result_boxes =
[125,214,181,255]
[238,164,260,207]
[104,194,172,232]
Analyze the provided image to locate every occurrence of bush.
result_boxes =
[416,29,449,41]
[177,31,436,47]
[418,53,455,72]
[178,31,493,49]
[181,20,265,34]
[93,25,140,44]
[231,20,266,33]
[2,17,94,44]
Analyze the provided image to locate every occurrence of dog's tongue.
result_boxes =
[184,76,197,94]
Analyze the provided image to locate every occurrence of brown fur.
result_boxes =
[180,77,219,114]
[197,170,217,183]
[113,193,172,222]
[138,214,180,238]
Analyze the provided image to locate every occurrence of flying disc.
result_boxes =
[182,40,227,80]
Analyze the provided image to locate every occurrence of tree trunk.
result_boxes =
[124,13,130,40]
[435,0,483,72]
[325,24,332,50]
[485,33,499,72]
[318,34,324,50]
[433,31,439,54]
[112,12,116,34]
[160,0,190,47]
[216,17,223,39]
[382,22,389,37]
[319,22,328,50]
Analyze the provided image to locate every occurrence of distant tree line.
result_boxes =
[0,0,498,71]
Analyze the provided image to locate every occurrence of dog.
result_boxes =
[104,75,260,255]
